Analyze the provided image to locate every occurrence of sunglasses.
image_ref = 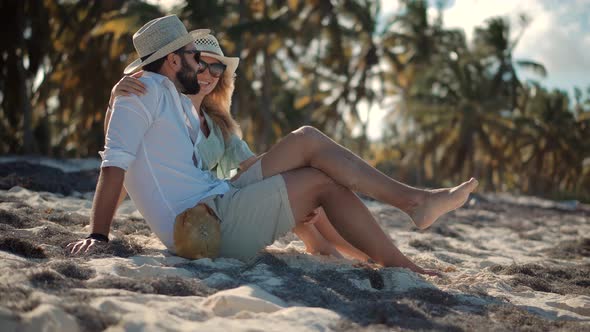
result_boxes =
[198,60,227,78]
[178,50,201,62]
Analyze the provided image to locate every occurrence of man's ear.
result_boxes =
[165,53,181,71]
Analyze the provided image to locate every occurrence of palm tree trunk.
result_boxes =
[359,107,371,158]
[306,38,322,125]
[259,1,273,151]
[231,0,247,118]
[16,1,33,153]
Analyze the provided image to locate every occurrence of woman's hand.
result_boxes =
[109,71,146,107]
[231,155,262,181]
[238,156,259,172]
[301,208,322,225]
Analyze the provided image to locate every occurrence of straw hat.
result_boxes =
[173,203,221,259]
[194,34,240,77]
[124,15,210,74]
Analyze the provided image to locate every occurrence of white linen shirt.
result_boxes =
[100,71,230,249]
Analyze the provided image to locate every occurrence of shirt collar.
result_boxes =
[142,71,195,105]
[142,71,173,85]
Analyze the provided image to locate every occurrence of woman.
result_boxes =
[107,34,370,262]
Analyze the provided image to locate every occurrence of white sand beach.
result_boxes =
[0,159,589,331]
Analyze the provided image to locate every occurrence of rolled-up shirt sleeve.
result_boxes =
[100,84,160,171]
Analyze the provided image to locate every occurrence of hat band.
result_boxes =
[141,52,155,61]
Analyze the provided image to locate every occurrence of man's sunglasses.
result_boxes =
[177,50,204,71]
[178,50,201,62]
[177,50,226,78]
[198,60,227,78]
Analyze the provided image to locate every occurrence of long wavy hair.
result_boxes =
[201,71,241,141]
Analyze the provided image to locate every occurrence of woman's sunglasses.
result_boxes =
[198,60,227,78]
[177,50,227,78]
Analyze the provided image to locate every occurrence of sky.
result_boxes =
[423,0,589,93]
[148,0,590,139]
[363,0,590,139]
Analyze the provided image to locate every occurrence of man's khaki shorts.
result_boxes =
[198,160,295,262]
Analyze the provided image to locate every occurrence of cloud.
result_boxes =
[442,0,590,91]
[442,0,545,40]
[515,2,590,75]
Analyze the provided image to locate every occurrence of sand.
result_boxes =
[0,159,589,331]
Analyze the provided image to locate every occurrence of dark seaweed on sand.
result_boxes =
[490,263,590,296]
[0,237,46,258]
[546,238,590,259]
[86,276,214,297]
[1,163,590,331]
[0,162,99,195]
[0,286,40,312]
[49,260,96,280]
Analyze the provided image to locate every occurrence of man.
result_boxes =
[67,15,224,255]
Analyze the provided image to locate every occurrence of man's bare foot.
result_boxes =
[407,178,478,230]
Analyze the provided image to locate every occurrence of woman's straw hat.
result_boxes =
[124,15,209,74]
[194,34,240,77]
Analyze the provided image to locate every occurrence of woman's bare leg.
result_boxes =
[292,223,344,258]
[303,208,370,261]
[281,167,433,274]
[262,126,478,229]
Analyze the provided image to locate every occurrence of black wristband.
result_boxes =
[86,233,109,243]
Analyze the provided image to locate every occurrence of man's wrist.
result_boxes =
[86,233,109,243]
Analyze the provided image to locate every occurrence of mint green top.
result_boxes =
[197,110,255,179]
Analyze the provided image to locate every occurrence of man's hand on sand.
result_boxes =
[66,238,105,256]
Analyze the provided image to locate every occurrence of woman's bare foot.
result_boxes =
[306,244,345,259]
[407,178,479,230]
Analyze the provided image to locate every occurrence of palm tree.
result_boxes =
[516,85,589,197]
[6,0,163,156]
[472,16,546,110]
[380,0,448,90]
[289,0,383,155]
[572,86,590,201]
[0,0,50,153]
[401,16,546,189]
[218,0,296,151]
[377,0,460,183]
[184,0,383,155]
[57,1,163,156]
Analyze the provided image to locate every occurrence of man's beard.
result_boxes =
[176,57,200,95]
